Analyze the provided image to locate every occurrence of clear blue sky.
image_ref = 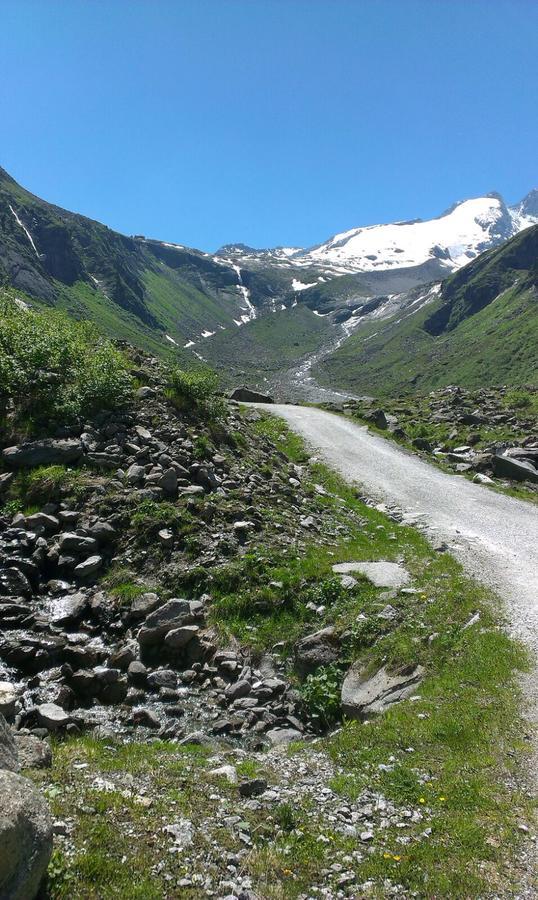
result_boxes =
[1,0,537,251]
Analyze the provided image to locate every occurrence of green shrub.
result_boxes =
[0,294,132,432]
[166,367,225,420]
[299,663,344,730]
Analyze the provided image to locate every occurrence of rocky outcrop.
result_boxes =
[341,663,424,719]
[229,387,273,403]
[0,713,53,900]
[2,438,83,468]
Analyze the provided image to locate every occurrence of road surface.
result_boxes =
[264,404,538,655]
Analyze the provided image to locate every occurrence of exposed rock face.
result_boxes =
[229,387,273,404]
[0,713,53,899]
[492,452,538,483]
[341,663,425,719]
[0,770,53,900]
[294,627,340,677]
[332,560,410,589]
[2,438,82,468]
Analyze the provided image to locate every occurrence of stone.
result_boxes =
[332,560,410,589]
[473,473,495,485]
[129,592,162,621]
[127,661,148,686]
[147,669,177,690]
[59,532,99,553]
[209,765,238,784]
[159,468,177,495]
[224,679,251,701]
[0,769,53,900]
[158,528,174,548]
[37,703,70,731]
[294,627,340,676]
[0,682,19,718]
[341,663,424,719]
[0,714,19,772]
[2,439,82,468]
[13,734,52,769]
[265,727,303,747]
[492,453,538,483]
[138,599,192,646]
[87,521,117,543]
[132,708,160,728]
[0,567,33,599]
[229,387,273,404]
[24,512,60,533]
[50,592,88,627]
[238,778,267,798]
[164,626,200,649]
[73,555,103,578]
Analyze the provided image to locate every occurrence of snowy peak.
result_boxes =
[217,191,538,280]
[294,194,534,275]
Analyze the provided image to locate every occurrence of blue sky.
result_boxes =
[1,0,537,251]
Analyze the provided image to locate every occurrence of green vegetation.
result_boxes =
[318,225,538,395]
[166,366,226,420]
[0,291,132,434]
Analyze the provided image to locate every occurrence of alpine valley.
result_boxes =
[0,164,537,398]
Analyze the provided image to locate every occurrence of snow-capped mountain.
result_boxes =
[217,191,538,279]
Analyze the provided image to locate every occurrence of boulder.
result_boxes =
[229,387,273,404]
[0,682,19,719]
[294,627,340,677]
[265,727,303,747]
[332,560,410,590]
[12,734,52,770]
[341,663,424,719]
[73,555,103,579]
[0,714,19,772]
[0,567,33,599]
[128,592,162,621]
[37,703,70,731]
[2,439,82,469]
[0,769,53,900]
[492,453,538,484]
[138,599,193,646]
[50,592,88,627]
[24,513,60,534]
[164,625,200,649]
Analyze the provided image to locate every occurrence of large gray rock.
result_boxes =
[0,769,53,900]
[2,439,82,469]
[0,714,19,772]
[12,734,52,770]
[492,453,538,484]
[341,663,424,719]
[73,555,103,578]
[229,387,273,404]
[138,599,193,646]
[294,627,340,677]
[332,560,410,589]
[50,591,88,627]
[37,703,70,731]
[0,682,19,719]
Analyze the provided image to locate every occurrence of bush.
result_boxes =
[0,294,132,433]
[166,367,225,420]
[299,663,344,730]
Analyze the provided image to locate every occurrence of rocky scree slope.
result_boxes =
[336,384,538,499]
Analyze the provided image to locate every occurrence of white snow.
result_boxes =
[313,310,330,317]
[299,197,513,273]
[165,334,179,346]
[201,330,215,338]
[184,340,195,348]
[9,205,40,257]
[292,278,318,291]
[231,265,257,323]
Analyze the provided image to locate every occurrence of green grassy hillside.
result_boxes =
[317,225,538,395]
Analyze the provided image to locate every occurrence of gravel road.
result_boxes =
[266,404,538,655]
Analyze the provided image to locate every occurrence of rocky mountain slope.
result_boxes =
[317,223,538,395]
[2,165,536,400]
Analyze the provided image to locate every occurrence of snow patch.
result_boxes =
[9,205,40,257]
